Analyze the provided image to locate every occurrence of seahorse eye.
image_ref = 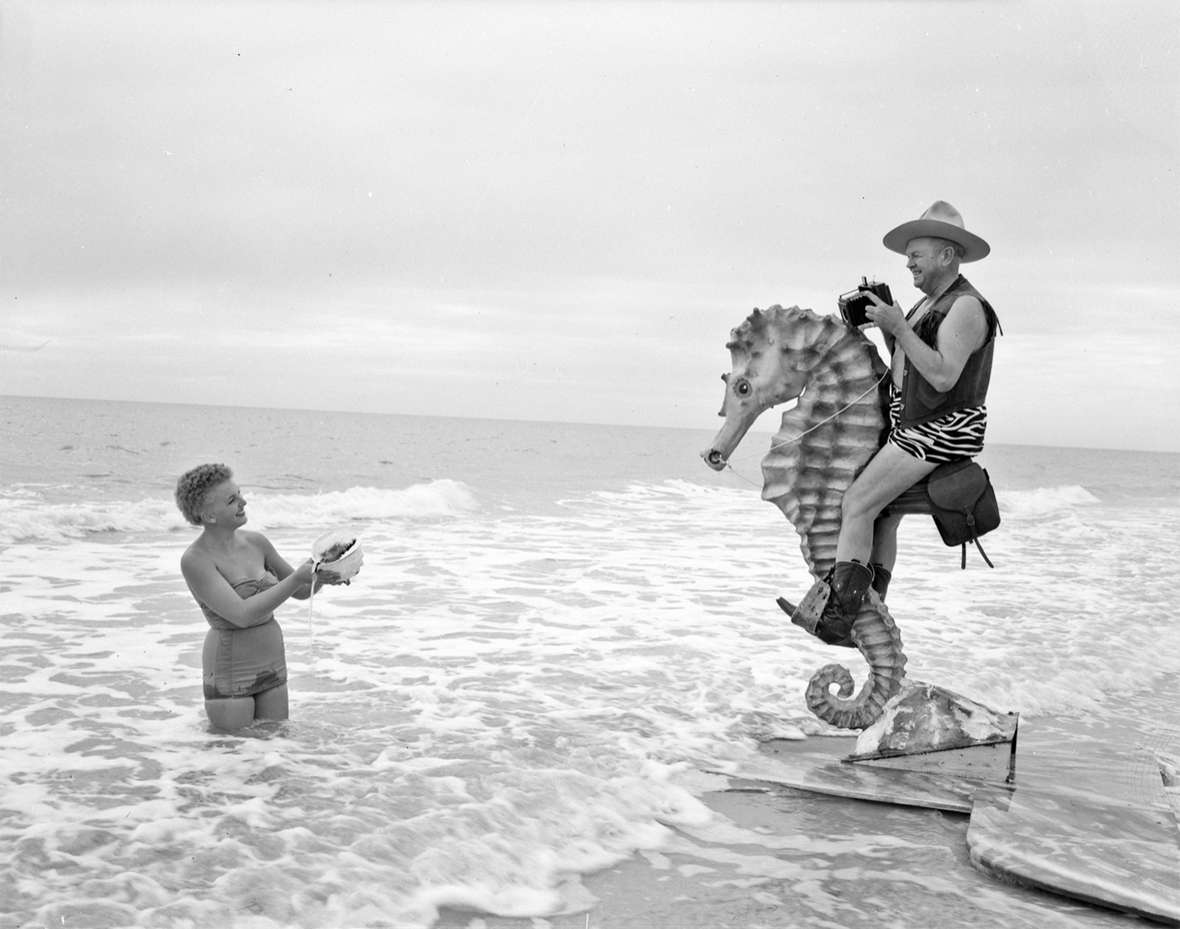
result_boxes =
[735,379,752,397]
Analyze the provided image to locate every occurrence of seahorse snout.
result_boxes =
[701,448,728,471]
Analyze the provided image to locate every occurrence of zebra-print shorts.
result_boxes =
[887,385,987,463]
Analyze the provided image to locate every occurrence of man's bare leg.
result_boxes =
[837,444,937,563]
[809,445,936,645]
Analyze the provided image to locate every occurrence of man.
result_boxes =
[815,201,1001,646]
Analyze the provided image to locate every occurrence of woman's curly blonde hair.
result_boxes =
[175,463,232,526]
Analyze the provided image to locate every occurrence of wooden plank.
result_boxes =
[721,723,1180,922]
[967,783,1180,925]
[714,736,991,814]
[851,740,1015,784]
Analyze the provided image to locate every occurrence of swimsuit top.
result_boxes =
[199,571,278,631]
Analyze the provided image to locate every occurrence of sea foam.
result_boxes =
[4,397,1178,929]
[998,484,1101,516]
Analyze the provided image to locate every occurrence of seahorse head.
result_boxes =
[702,305,843,470]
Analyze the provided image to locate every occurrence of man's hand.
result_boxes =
[864,291,908,337]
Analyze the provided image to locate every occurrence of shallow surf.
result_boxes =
[3,396,1177,927]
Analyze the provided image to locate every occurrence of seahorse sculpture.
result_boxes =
[702,305,907,729]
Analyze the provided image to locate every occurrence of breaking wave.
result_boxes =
[0,479,478,545]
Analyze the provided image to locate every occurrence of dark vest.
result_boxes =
[896,275,1000,427]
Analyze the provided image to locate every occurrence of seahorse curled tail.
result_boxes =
[804,593,906,729]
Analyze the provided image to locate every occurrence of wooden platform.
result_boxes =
[722,725,1180,924]
[968,781,1180,925]
[714,735,986,814]
[967,720,1180,926]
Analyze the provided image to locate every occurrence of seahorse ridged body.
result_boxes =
[703,305,907,729]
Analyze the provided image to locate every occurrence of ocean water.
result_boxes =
[1,394,1178,929]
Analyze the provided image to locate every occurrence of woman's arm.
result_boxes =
[256,532,334,600]
[181,545,315,628]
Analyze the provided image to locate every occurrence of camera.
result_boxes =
[837,277,893,328]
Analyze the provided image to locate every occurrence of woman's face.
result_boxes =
[202,480,247,528]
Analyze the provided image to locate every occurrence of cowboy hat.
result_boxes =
[882,200,990,262]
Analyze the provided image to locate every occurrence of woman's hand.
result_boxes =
[316,566,350,586]
[864,291,908,337]
[293,559,317,587]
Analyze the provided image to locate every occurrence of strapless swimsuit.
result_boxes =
[199,573,287,700]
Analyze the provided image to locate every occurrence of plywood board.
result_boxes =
[967,783,1180,925]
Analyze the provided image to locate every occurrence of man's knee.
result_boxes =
[841,485,884,524]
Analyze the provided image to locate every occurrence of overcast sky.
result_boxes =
[2,1,1178,451]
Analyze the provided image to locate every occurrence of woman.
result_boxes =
[175,463,340,730]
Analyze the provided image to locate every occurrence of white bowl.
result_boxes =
[311,529,364,582]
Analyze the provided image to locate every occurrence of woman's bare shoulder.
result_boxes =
[180,537,213,574]
[239,529,278,552]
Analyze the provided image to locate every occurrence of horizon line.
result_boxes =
[3,391,1177,457]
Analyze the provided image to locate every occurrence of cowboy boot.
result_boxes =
[815,560,874,647]
[870,563,892,601]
